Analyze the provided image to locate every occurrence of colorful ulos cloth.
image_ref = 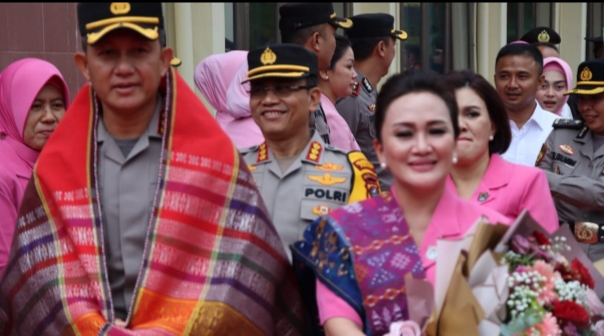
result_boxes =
[0,68,304,336]
[291,191,425,336]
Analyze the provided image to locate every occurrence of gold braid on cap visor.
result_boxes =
[85,16,160,44]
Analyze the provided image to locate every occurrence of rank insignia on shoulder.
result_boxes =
[312,205,331,216]
[362,77,373,93]
[559,144,574,156]
[553,118,584,129]
[306,141,323,163]
[315,163,344,171]
[308,173,347,186]
[257,143,269,162]
[352,81,360,96]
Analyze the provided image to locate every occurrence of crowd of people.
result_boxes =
[0,2,603,335]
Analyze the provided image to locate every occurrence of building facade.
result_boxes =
[0,3,599,111]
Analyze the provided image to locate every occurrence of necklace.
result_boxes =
[92,71,172,325]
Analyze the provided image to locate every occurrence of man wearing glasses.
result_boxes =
[241,44,380,261]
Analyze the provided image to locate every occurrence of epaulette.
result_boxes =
[324,144,347,154]
[239,145,259,154]
[361,77,374,93]
[552,118,584,129]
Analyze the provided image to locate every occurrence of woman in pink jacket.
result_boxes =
[0,58,70,274]
[195,51,265,149]
[444,70,559,232]
[317,36,361,151]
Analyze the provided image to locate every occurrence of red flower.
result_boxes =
[552,300,590,329]
[570,258,595,289]
[533,231,551,246]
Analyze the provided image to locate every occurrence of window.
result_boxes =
[400,3,473,74]
[227,3,352,51]
[586,3,604,60]
[506,3,554,43]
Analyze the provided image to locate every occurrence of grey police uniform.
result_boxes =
[241,132,380,260]
[336,68,393,190]
[536,119,604,261]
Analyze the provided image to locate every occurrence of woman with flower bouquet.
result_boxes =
[501,230,604,335]
[291,70,510,336]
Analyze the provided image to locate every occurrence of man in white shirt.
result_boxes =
[494,43,559,166]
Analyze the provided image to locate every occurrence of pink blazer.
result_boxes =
[448,153,559,233]
[315,184,510,326]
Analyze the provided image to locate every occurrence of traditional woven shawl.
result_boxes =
[292,191,425,336]
[0,69,304,335]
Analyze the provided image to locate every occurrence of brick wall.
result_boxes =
[0,3,87,102]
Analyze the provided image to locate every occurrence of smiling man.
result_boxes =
[494,43,558,166]
[0,3,304,335]
[240,44,380,261]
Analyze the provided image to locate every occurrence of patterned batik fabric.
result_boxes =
[0,69,304,336]
[292,191,425,336]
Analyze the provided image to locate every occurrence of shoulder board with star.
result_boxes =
[552,119,584,129]
[239,144,260,155]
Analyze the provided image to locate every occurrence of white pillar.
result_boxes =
[558,3,587,72]
[476,3,507,84]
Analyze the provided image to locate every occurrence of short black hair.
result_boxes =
[374,69,459,143]
[81,28,167,52]
[329,36,352,69]
[444,70,512,155]
[281,24,326,45]
[495,43,544,76]
[349,36,391,62]
[533,42,559,53]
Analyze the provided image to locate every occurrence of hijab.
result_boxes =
[0,58,70,168]
[542,57,573,116]
[194,50,248,126]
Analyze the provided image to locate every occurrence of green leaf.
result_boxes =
[506,309,544,334]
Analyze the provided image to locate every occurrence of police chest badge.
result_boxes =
[559,144,574,156]
[368,104,376,112]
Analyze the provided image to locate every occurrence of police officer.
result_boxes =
[520,26,561,58]
[536,58,604,262]
[241,44,380,260]
[586,36,604,59]
[336,13,407,191]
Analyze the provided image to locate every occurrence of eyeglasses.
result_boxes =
[247,85,314,98]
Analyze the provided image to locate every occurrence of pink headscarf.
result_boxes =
[194,51,248,127]
[510,40,530,45]
[0,58,69,274]
[0,58,70,155]
[195,51,264,149]
[542,57,573,116]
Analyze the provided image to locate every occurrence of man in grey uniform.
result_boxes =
[536,58,604,262]
[336,14,408,190]
[241,44,380,259]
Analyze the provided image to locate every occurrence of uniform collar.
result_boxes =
[527,101,556,131]
[97,94,164,143]
[255,131,327,166]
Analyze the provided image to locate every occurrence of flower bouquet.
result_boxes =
[426,211,604,336]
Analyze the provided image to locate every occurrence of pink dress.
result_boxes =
[314,184,510,326]
[0,58,70,274]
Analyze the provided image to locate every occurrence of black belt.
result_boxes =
[566,221,604,244]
